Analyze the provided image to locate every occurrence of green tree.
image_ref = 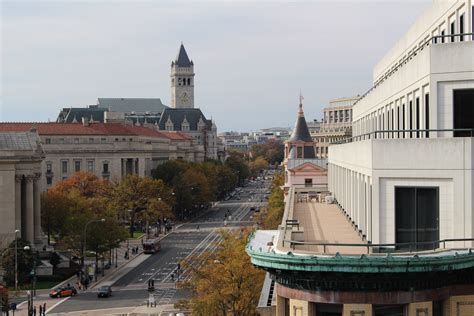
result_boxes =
[1,238,34,286]
[257,172,285,229]
[225,151,250,185]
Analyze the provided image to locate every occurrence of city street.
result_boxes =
[47,177,271,314]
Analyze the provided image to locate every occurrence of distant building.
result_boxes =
[311,96,358,158]
[0,122,203,191]
[0,131,44,247]
[283,100,327,191]
[55,44,223,160]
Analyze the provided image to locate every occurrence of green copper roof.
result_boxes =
[246,231,474,274]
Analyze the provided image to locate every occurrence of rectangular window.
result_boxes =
[425,94,430,138]
[441,30,445,43]
[397,106,400,138]
[89,138,94,143]
[103,162,109,173]
[74,138,79,144]
[460,14,464,41]
[391,108,394,138]
[46,177,53,185]
[402,104,405,138]
[409,101,413,138]
[74,160,81,172]
[395,187,439,251]
[45,138,51,144]
[450,21,455,42]
[59,138,65,144]
[46,163,52,173]
[304,178,312,187]
[101,138,106,143]
[416,97,420,138]
[296,147,303,158]
[87,160,95,172]
[61,160,68,174]
[453,89,474,137]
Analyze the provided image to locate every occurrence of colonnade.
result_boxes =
[15,173,42,245]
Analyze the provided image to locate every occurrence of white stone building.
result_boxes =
[328,0,474,248]
[0,131,44,246]
[0,122,203,192]
[312,96,358,158]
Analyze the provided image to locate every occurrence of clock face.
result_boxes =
[180,92,188,103]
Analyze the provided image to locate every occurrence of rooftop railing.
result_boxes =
[283,237,474,255]
[354,32,474,107]
[330,128,474,145]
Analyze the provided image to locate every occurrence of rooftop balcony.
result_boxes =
[247,186,474,294]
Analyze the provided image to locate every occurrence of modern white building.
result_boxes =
[329,0,474,248]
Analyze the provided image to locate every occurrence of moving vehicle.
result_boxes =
[49,286,77,298]
[143,238,161,254]
[97,285,112,298]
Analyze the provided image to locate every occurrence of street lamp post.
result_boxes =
[23,245,37,316]
[82,219,105,278]
[14,229,20,291]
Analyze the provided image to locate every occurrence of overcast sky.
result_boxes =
[1,0,431,132]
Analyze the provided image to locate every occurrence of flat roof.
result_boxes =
[288,200,366,255]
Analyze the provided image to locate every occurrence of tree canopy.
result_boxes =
[183,230,264,316]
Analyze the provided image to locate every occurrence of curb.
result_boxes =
[88,231,175,290]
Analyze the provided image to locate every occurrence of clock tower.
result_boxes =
[170,44,195,109]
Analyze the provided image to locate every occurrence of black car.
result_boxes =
[97,285,112,298]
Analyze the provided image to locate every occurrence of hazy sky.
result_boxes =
[1,0,431,132]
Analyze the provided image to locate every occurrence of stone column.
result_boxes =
[15,175,22,233]
[25,175,35,244]
[33,173,42,241]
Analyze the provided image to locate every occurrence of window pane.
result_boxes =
[416,188,439,250]
[395,187,416,248]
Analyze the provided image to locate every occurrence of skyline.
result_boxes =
[2,0,431,131]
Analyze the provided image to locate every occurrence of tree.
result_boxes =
[257,172,285,229]
[49,171,109,198]
[110,175,175,237]
[225,151,250,185]
[183,230,264,316]
[173,168,212,219]
[248,156,269,176]
[1,238,34,286]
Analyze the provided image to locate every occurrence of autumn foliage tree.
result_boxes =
[41,172,128,259]
[183,230,264,316]
[110,175,175,237]
[258,172,285,229]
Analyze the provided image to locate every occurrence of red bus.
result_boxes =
[143,238,161,254]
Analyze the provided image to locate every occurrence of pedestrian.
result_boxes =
[43,303,46,315]
[39,305,43,315]
[33,306,36,316]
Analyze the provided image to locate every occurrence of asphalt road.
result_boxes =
[49,177,272,313]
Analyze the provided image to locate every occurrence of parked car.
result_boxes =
[49,286,77,298]
[97,285,112,298]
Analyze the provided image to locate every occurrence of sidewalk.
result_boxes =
[10,236,149,316]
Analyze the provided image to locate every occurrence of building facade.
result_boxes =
[0,131,44,246]
[283,101,328,191]
[311,96,358,159]
[248,1,474,315]
[0,122,203,192]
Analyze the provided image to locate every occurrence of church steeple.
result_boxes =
[171,43,195,109]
